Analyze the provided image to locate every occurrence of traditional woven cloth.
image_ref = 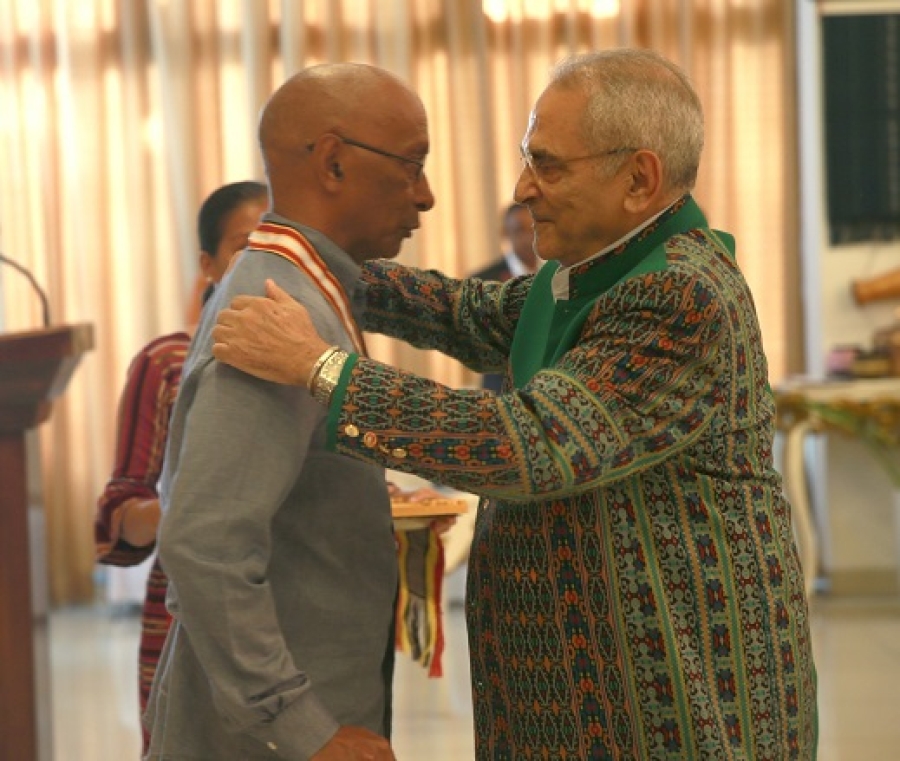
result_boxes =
[328,196,818,759]
[394,527,445,677]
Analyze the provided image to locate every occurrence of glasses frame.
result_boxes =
[307,133,425,181]
[519,145,638,184]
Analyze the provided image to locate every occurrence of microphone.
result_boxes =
[0,251,51,327]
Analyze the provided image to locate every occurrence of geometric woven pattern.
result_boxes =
[334,197,817,759]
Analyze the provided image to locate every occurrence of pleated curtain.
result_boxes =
[0,0,799,603]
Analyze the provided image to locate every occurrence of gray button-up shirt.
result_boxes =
[145,216,398,760]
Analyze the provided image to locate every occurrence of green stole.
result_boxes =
[510,197,731,388]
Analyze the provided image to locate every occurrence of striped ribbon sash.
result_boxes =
[248,221,367,356]
[394,527,445,678]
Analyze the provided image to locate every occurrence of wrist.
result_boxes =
[310,349,350,407]
[307,345,341,392]
[300,340,334,387]
[120,498,161,547]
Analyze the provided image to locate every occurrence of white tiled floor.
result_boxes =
[48,590,900,760]
[811,597,900,761]
[49,567,476,761]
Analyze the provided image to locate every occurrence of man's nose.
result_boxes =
[415,172,436,211]
[513,166,539,204]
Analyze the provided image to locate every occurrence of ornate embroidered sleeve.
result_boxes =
[328,266,730,500]
[95,339,183,565]
[360,259,531,373]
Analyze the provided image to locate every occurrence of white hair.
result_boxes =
[549,48,704,192]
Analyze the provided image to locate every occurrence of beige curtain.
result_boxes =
[0,0,799,604]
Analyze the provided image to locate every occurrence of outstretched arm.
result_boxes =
[213,265,532,380]
[213,273,728,501]
[360,259,529,372]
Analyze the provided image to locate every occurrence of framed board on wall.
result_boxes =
[822,12,900,244]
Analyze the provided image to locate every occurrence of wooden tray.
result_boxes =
[391,496,469,530]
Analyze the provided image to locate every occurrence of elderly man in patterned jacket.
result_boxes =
[213,49,818,761]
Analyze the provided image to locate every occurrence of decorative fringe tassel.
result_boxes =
[394,526,445,678]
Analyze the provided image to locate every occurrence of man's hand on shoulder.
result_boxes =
[212,279,329,386]
[311,726,395,760]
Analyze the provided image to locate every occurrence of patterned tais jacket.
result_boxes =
[328,196,817,760]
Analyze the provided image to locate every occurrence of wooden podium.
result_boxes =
[0,324,93,761]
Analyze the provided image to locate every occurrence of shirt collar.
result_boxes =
[550,200,677,301]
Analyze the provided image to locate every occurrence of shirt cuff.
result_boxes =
[246,687,340,760]
[325,353,359,450]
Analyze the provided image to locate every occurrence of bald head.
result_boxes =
[255,62,434,261]
[259,63,417,168]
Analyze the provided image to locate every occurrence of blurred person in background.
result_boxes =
[469,202,539,391]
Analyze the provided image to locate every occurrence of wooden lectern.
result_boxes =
[0,324,93,761]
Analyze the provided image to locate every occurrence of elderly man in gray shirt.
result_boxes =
[144,63,435,761]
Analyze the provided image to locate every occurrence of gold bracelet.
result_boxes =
[311,349,349,407]
[307,345,339,392]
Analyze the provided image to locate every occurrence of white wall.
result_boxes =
[796,0,900,588]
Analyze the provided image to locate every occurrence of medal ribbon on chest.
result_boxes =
[248,221,367,356]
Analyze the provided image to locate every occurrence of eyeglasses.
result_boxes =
[519,145,637,185]
[307,133,426,182]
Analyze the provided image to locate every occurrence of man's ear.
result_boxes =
[308,133,346,190]
[623,150,664,213]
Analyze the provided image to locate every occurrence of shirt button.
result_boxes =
[344,424,360,437]
[267,741,278,750]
